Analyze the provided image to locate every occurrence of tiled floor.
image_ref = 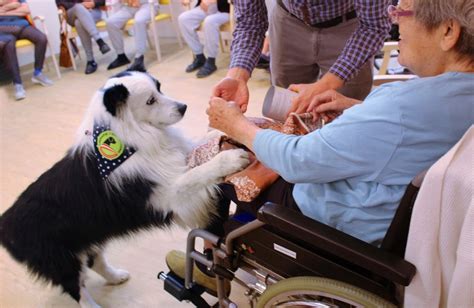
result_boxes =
[0,38,271,307]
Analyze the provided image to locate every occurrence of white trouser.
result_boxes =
[178,4,229,58]
[106,3,155,57]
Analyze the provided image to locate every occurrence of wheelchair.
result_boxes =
[159,168,426,307]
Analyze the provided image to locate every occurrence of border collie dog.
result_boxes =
[0,71,249,307]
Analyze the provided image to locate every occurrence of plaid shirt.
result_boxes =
[230,0,391,81]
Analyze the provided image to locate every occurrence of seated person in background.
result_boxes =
[178,0,229,78]
[255,35,270,70]
[0,0,53,100]
[166,0,474,294]
[106,0,157,71]
[56,0,111,74]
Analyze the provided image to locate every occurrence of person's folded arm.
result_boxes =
[0,2,29,16]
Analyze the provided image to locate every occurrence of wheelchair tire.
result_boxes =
[256,276,396,308]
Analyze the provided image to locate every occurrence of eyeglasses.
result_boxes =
[387,4,414,24]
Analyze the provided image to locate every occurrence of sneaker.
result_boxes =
[14,84,26,100]
[196,59,217,78]
[185,54,206,73]
[165,250,231,297]
[128,55,146,72]
[85,60,98,75]
[31,73,53,87]
[107,54,130,70]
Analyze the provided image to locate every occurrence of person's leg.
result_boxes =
[106,6,133,69]
[196,10,229,78]
[132,4,151,57]
[317,18,373,100]
[178,6,206,57]
[127,3,151,70]
[68,5,110,61]
[269,3,320,88]
[0,34,25,100]
[18,26,53,86]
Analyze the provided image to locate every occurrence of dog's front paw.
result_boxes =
[213,149,250,177]
[105,268,130,285]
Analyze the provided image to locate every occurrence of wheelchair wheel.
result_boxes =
[256,276,396,308]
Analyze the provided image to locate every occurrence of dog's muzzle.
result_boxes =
[177,103,187,116]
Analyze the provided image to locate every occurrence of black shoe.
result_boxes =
[185,54,206,73]
[196,59,217,78]
[128,55,146,72]
[255,54,270,69]
[107,54,130,70]
[97,39,111,55]
[85,60,98,74]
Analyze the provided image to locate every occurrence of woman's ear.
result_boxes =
[440,19,462,51]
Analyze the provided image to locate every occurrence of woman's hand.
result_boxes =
[200,0,215,12]
[206,97,260,150]
[307,89,362,123]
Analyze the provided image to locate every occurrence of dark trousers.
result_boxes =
[0,33,21,83]
[206,177,300,237]
[0,25,48,83]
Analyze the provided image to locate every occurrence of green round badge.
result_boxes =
[96,130,124,160]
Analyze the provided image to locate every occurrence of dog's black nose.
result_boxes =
[177,103,187,116]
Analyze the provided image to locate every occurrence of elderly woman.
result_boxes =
[166,0,473,295]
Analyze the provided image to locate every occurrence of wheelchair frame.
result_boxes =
[160,173,425,307]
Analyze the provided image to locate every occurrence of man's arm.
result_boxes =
[329,0,391,81]
[229,0,268,76]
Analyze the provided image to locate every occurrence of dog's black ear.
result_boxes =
[154,79,161,93]
[103,84,129,116]
[126,66,147,73]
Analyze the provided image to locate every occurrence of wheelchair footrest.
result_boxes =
[158,271,211,308]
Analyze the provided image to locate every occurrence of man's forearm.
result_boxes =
[226,67,250,83]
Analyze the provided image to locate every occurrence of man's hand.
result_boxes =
[82,0,95,9]
[287,72,344,115]
[307,89,362,123]
[212,67,251,112]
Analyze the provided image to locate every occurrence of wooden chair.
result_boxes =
[148,0,183,61]
[373,41,416,86]
[16,15,61,79]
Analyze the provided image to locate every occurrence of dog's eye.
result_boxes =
[146,96,157,105]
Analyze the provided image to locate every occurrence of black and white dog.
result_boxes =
[0,71,249,307]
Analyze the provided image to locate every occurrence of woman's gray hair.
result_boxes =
[413,0,474,58]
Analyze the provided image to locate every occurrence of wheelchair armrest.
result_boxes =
[257,203,416,286]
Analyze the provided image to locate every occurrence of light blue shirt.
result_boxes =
[254,72,473,245]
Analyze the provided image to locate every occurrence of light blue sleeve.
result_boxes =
[253,87,404,184]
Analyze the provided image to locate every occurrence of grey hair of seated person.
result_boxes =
[413,0,474,59]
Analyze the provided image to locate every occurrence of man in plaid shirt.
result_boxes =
[212,0,391,113]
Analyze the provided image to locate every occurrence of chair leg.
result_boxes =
[150,22,161,62]
[47,39,61,79]
[67,38,77,71]
[171,18,183,48]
